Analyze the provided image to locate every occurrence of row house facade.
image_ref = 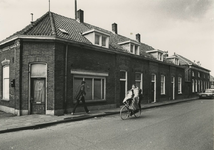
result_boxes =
[0,10,210,115]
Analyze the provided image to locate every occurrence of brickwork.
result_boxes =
[22,41,55,113]
[0,41,17,109]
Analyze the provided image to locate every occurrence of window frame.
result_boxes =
[73,75,106,102]
[2,65,10,100]
[161,75,166,95]
[192,79,195,93]
[135,72,143,93]
[94,33,109,48]
[178,77,182,94]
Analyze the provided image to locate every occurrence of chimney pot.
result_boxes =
[136,33,141,42]
[77,9,84,23]
[112,23,118,34]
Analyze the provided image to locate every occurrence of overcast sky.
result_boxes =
[0,0,213,74]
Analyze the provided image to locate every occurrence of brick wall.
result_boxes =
[0,41,17,109]
[22,41,55,112]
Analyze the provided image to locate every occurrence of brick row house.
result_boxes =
[0,10,210,115]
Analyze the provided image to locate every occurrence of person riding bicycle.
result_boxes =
[123,84,140,115]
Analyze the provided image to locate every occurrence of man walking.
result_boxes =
[71,81,90,115]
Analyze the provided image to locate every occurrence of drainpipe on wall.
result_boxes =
[64,44,68,114]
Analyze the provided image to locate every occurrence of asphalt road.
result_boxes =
[0,99,213,150]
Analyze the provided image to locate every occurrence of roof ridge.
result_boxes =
[49,12,56,36]
[22,11,50,34]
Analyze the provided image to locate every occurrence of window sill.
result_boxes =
[86,99,106,103]
[1,99,10,101]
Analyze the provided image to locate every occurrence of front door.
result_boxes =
[151,74,156,103]
[171,77,175,100]
[30,78,46,114]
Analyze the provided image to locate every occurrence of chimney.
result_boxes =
[77,9,84,23]
[112,23,117,34]
[31,13,34,24]
[75,0,77,19]
[136,33,141,42]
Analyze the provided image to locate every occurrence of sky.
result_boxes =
[0,0,213,74]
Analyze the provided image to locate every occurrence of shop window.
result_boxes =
[73,76,106,102]
[161,75,165,95]
[3,65,10,100]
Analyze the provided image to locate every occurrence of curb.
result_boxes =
[0,98,198,134]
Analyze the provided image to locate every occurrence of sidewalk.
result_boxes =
[0,97,198,134]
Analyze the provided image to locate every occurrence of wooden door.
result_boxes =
[30,78,46,114]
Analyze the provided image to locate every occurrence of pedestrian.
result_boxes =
[71,81,90,115]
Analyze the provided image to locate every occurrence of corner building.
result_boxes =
[0,11,209,115]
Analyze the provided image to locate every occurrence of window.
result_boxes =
[101,36,106,47]
[198,72,200,78]
[192,79,195,92]
[94,33,108,48]
[178,77,182,94]
[174,58,179,65]
[198,80,200,92]
[73,76,106,102]
[95,34,100,45]
[118,41,140,55]
[192,71,194,77]
[161,75,165,94]
[130,44,139,55]
[195,80,197,92]
[135,72,143,90]
[158,53,163,61]
[3,66,10,100]
[82,29,110,48]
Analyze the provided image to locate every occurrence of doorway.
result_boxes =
[151,74,156,103]
[30,79,46,114]
[29,63,47,114]
[171,76,175,100]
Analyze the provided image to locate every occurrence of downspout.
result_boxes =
[19,40,22,116]
[64,44,68,114]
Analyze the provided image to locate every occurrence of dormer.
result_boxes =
[118,40,140,55]
[146,49,165,61]
[166,55,180,65]
[82,29,110,48]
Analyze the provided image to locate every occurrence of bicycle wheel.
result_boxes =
[134,109,141,118]
[120,106,130,120]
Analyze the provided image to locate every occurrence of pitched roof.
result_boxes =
[174,53,210,72]
[0,11,154,57]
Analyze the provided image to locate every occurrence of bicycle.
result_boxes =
[120,99,141,120]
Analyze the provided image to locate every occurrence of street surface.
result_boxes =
[0,99,213,150]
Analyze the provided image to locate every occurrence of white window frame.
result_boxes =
[73,75,106,101]
[192,79,195,92]
[3,65,10,100]
[135,72,143,92]
[120,70,128,96]
[161,75,165,95]
[178,77,182,94]
[94,33,109,48]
